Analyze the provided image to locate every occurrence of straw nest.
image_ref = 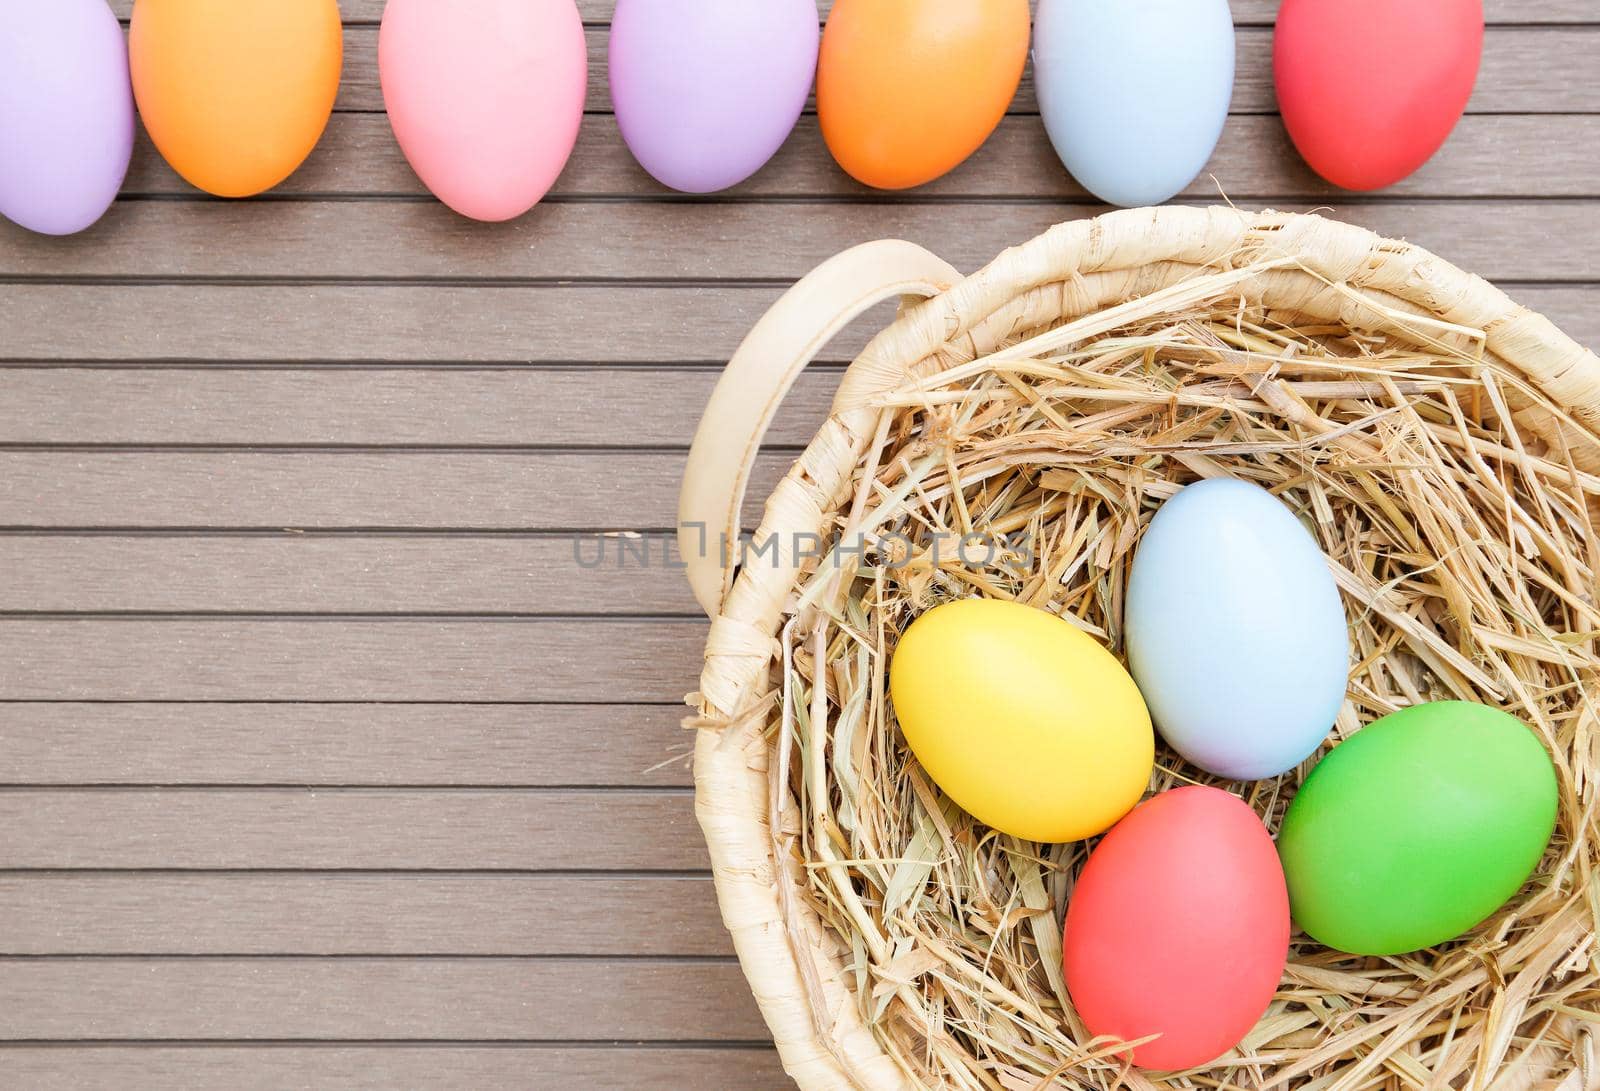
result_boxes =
[689,208,1600,1090]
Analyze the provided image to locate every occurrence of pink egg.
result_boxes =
[380,0,587,221]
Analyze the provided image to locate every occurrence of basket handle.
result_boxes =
[678,239,960,617]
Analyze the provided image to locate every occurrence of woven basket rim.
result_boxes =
[690,206,1600,1090]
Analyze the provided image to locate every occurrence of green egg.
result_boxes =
[1277,701,1558,956]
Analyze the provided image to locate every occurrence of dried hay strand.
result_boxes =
[689,209,1600,1090]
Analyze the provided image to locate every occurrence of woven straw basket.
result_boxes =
[678,207,1600,1090]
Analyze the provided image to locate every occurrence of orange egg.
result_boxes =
[130,0,342,198]
[818,0,1029,190]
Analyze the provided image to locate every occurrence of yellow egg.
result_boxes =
[889,598,1153,842]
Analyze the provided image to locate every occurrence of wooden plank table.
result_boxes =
[2,4,1597,1088]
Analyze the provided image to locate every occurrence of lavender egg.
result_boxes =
[611,0,819,194]
[0,0,134,235]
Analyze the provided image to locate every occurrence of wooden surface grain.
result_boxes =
[10,200,1600,281]
[0,620,707,701]
[195,27,1600,116]
[0,874,729,954]
[105,1,1600,22]
[0,536,707,613]
[5,1047,788,1091]
[3,283,1595,364]
[118,115,1600,200]
[0,368,838,448]
[0,789,705,869]
[0,703,695,785]
[94,14,1600,115]
[0,451,786,529]
[4,3,1598,1087]
[0,958,768,1039]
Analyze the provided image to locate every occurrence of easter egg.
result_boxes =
[0,0,133,236]
[1278,702,1558,955]
[889,598,1153,842]
[611,0,819,194]
[130,0,341,199]
[1275,0,1483,190]
[1064,787,1289,1071]
[818,0,1029,190]
[1125,479,1348,781]
[1035,0,1234,207]
[381,0,587,221]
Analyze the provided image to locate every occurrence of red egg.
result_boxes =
[1275,0,1482,190]
[1063,786,1288,1071]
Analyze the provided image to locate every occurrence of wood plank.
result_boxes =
[119,114,1600,201]
[6,200,1596,283]
[0,1046,787,1091]
[0,620,706,702]
[0,789,705,869]
[0,703,696,786]
[0,536,683,619]
[295,27,1600,115]
[943,0,1581,21]
[0,452,788,530]
[0,534,704,616]
[0,285,793,363]
[0,875,729,955]
[0,367,835,448]
[0,958,767,1041]
[4,284,1590,363]
[109,0,1600,23]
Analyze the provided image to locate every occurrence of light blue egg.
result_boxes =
[1034,0,1235,207]
[1125,479,1348,780]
